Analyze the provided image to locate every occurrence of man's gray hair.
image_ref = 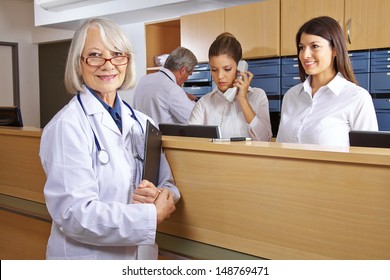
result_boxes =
[164,47,197,72]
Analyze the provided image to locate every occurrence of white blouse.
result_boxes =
[276,73,378,146]
[189,86,272,141]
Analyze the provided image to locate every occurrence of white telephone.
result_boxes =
[223,60,249,102]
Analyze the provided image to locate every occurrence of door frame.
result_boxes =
[0,42,20,106]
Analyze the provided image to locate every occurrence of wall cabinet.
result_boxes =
[180,9,225,63]
[148,0,390,65]
[281,0,390,56]
[345,0,390,51]
[225,0,280,59]
[181,0,280,63]
[281,0,344,56]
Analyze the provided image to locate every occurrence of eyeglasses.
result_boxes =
[81,55,130,66]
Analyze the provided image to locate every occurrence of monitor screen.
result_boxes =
[349,130,390,148]
[0,106,23,127]
[159,123,221,139]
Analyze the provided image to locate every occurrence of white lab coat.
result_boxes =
[40,87,180,260]
[133,68,195,125]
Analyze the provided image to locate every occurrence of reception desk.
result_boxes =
[0,127,50,259]
[1,127,389,259]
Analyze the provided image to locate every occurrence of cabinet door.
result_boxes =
[225,0,280,58]
[180,9,225,63]
[281,0,344,56]
[345,0,390,50]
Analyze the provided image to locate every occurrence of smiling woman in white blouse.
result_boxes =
[276,16,378,147]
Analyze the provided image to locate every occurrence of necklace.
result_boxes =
[220,101,229,127]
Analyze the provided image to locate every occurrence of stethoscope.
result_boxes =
[159,69,175,83]
[77,93,144,165]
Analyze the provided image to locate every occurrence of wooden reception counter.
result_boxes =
[0,127,49,259]
[1,127,389,259]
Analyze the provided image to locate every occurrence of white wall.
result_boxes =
[0,0,40,127]
[119,22,147,106]
[0,45,14,106]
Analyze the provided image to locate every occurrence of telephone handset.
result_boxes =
[223,60,249,102]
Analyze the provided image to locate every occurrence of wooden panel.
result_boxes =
[0,127,46,203]
[0,209,51,259]
[281,0,344,56]
[345,0,390,50]
[225,0,280,58]
[180,9,225,63]
[159,136,390,259]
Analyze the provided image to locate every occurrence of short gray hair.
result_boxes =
[64,17,136,94]
[164,47,197,72]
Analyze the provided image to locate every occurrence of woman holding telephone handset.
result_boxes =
[189,32,272,141]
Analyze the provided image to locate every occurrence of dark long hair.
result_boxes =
[295,16,356,84]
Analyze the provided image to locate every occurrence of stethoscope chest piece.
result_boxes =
[77,92,144,167]
[97,149,110,165]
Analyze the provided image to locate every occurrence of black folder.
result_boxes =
[142,120,162,186]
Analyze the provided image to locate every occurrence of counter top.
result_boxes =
[0,126,42,137]
[162,135,390,165]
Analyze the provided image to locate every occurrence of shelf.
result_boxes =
[145,19,180,69]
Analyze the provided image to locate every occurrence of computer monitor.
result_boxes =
[349,130,390,148]
[159,123,221,139]
[0,106,23,127]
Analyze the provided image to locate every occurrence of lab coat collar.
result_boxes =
[159,67,177,84]
[79,87,121,135]
[120,97,140,137]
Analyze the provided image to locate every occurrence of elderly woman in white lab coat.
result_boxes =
[39,17,179,260]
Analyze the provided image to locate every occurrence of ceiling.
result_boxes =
[32,0,263,29]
